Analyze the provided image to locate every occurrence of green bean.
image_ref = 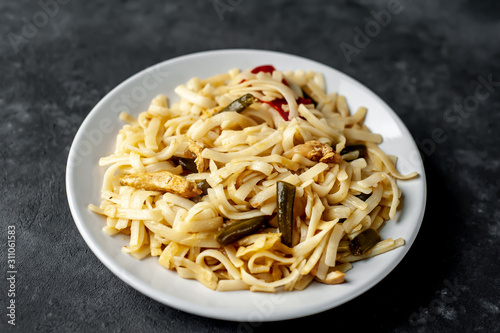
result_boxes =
[356,193,371,201]
[337,240,350,253]
[220,93,255,113]
[196,179,211,196]
[340,144,367,161]
[349,228,382,255]
[301,88,317,107]
[171,157,198,173]
[191,179,211,202]
[215,216,267,246]
[277,181,296,247]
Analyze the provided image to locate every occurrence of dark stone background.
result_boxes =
[1,0,499,332]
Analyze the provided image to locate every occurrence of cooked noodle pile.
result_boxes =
[89,65,418,292]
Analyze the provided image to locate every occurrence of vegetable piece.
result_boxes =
[220,93,256,113]
[196,179,211,196]
[348,228,382,255]
[337,240,350,253]
[276,181,296,247]
[251,65,276,74]
[263,98,289,121]
[215,216,267,246]
[301,89,317,107]
[296,97,312,105]
[263,97,314,121]
[356,193,371,201]
[172,157,198,173]
[340,144,367,161]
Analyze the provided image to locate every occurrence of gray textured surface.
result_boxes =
[1,0,500,332]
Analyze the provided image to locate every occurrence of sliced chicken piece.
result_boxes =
[120,171,201,198]
[185,139,209,173]
[177,139,209,173]
[284,140,341,164]
[315,270,345,285]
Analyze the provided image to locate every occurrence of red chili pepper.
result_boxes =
[251,65,276,74]
[263,98,289,121]
[247,65,308,121]
[262,97,312,121]
[296,97,312,105]
[250,65,288,85]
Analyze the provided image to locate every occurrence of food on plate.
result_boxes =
[89,65,418,292]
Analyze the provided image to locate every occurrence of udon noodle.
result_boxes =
[89,65,418,292]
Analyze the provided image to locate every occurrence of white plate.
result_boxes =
[66,49,426,322]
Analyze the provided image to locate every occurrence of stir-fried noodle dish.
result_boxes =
[89,65,418,292]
